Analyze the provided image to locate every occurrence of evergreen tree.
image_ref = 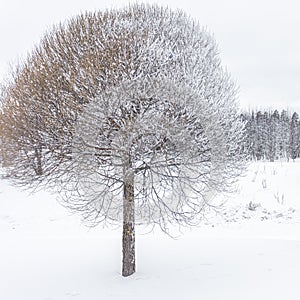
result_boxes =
[241,109,299,162]
[268,110,280,161]
[279,110,290,160]
[290,112,300,160]
[256,111,269,160]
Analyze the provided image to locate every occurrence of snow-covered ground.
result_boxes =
[1,161,300,300]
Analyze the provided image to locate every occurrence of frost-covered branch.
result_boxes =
[0,4,246,276]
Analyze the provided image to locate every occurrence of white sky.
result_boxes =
[1,0,300,111]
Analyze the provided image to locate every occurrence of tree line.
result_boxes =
[241,109,300,161]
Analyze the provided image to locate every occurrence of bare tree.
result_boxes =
[0,4,246,276]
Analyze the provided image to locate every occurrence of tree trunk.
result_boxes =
[122,160,135,277]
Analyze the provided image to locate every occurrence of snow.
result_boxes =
[1,161,300,299]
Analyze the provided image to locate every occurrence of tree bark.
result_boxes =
[122,159,135,277]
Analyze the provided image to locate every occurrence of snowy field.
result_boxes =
[1,161,300,300]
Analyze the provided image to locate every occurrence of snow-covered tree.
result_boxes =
[255,111,269,160]
[280,110,290,160]
[0,4,246,276]
[268,109,280,161]
[241,109,300,162]
[290,112,300,160]
[243,111,257,160]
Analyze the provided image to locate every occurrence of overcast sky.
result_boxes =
[1,0,299,112]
